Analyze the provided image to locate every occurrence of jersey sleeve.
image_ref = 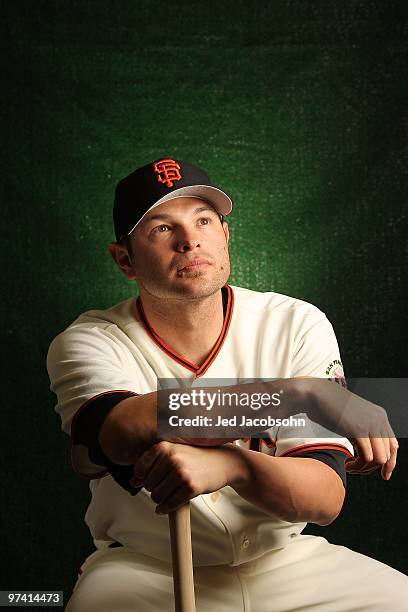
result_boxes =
[46,322,143,481]
[290,308,346,382]
[275,307,354,469]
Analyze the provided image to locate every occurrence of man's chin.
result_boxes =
[169,275,226,299]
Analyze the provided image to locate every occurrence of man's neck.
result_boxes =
[138,289,225,366]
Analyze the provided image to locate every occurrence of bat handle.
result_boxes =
[168,503,196,612]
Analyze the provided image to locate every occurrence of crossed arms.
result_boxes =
[97,378,397,524]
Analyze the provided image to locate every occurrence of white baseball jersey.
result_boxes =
[47,284,354,567]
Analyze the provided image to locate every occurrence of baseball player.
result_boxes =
[47,157,407,611]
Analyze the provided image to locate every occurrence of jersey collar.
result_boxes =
[136,285,234,377]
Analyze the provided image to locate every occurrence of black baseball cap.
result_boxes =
[113,157,233,241]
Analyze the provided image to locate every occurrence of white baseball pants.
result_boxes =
[65,534,408,611]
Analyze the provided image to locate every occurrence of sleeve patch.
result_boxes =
[325,361,347,388]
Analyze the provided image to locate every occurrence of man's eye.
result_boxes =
[198,217,211,225]
[153,225,170,234]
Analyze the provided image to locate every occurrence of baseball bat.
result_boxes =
[168,503,196,612]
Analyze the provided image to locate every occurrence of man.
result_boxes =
[47,157,406,611]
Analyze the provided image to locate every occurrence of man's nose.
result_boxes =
[175,228,201,252]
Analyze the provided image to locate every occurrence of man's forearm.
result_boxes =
[96,380,312,465]
[98,393,158,464]
[224,444,345,526]
[98,390,239,465]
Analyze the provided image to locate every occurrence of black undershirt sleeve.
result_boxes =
[248,438,348,487]
[72,391,143,496]
[285,450,348,488]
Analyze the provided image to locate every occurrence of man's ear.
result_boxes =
[108,242,137,280]
[222,220,230,244]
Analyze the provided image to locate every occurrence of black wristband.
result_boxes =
[72,391,143,495]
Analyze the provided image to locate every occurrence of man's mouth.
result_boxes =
[176,259,211,274]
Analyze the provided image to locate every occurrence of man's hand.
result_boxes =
[345,436,399,480]
[292,378,399,479]
[318,387,399,479]
[129,441,246,514]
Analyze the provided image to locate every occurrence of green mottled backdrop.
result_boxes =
[2,0,407,601]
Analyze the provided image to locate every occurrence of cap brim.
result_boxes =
[127,185,233,235]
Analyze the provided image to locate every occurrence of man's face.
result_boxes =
[127,197,230,300]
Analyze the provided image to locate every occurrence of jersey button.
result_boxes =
[210,492,220,503]
[290,532,298,538]
[241,537,250,549]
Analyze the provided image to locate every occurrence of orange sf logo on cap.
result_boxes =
[153,158,182,188]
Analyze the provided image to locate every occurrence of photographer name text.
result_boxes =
[167,414,305,427]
